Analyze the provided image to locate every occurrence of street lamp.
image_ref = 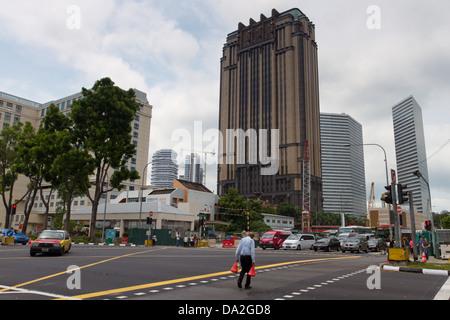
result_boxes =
[412,170,437,257]
[139,161,153,227]
[344,143,393,238]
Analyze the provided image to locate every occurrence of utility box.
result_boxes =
[440,245,450,260]
[1,237,14,245]
[388,248,409,266]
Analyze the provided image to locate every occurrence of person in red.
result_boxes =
[235,232,256,289]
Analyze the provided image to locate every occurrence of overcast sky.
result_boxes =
[1,0,449,214]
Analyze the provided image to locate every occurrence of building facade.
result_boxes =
[217,8,322,211]
[151,149,178,189]
[183,153,204,185]
[320,113,367,218]
[392,95,430,215]
[0,88,153,231]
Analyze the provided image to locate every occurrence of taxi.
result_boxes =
[30,230,72,256]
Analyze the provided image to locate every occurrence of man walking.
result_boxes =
[235,232,256,289]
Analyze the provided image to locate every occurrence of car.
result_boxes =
[30,230,72,256]
[336,232,356,248]
[259,230,292,250]
[368,238,387,252]
[341,237,369,253]
[282,233,315,250]
[0,228,29,245]
[312,237,341,252]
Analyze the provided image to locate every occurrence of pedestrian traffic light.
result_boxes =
[146,217,152,225]
[381,185,393,204]
[425,220,431,231]
[397,183,409,204]
[11,204,17,216]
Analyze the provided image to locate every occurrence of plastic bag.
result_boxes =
[231,262,239,273]
[248,265,256,277]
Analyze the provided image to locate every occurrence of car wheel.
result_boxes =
[30,251,36,257]
[356,247,361,253]
[297,245,301,251]
[58,248,64,256]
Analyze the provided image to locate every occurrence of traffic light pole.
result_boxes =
[408,191,418,261]
[391,182,402,248]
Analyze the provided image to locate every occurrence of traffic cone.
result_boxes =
[421,251,427,263]
[27,239,32,246]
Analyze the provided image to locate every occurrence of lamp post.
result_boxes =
[139,161,152,228]
[344,143,393,238]
[412,170,437,257]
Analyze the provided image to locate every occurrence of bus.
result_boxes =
[338,226,373,235]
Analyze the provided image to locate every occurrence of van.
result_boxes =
[259,230,292,250]
[282,233,315,250]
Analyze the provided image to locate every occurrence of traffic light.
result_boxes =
[11,204,17,216]
[381,185,393,204]
[425,220,431,231]
[146,217,153,225]
[397,184,409,204]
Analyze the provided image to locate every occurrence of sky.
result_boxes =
[0,0,449,214]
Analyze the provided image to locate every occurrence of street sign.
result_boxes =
[391,169,396,183]
[5,230,13,237]
[397,206,402,214]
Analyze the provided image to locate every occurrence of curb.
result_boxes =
[382,264,450,276]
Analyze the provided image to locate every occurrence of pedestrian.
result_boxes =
[417,236,424,256]
[235,232,256,289]
[176,231,180,247]
[190,235,194,247]
[152,234,157,246]
[409,237,413,256]
[423,238,430,261]
[184,234,188,247]
[387,237,395,249]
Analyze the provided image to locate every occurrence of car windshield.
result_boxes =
[368,239,378,243]
[261,234,274,239]
[38,231,64,240]
[346,238,360,243]
[317,238,329,243]
[287,234,300,240]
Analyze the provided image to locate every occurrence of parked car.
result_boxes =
[0,228,29,245]
[312,237,341,252]
[30,230,72,256]
[259,230,292,250]
[368,238,387,252]
[282,233,315,250]
[341,237,369,253]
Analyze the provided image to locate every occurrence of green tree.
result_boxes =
[71,78,140,241]
[441,215,450,229]
[0,122,28,228]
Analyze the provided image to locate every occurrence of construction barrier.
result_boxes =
[440,245,450,260]
[222,239,235,248]
[1,237,14,245]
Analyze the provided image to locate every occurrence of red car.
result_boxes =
[30,230,72,256]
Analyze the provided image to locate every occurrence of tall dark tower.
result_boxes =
[217,8,323,211]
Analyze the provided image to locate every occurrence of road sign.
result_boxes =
[397,206,402,214]
[5,230,13,237]
[391,169,396,183]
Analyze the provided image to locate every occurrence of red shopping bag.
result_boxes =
[231,262,239,273]
[248,265,256,277]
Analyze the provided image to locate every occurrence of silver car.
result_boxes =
[341,237,369,253]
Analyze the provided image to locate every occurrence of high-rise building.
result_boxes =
[217,8,322,210]
[392,95,430,215]
[151,149,178,189]
[184,153,204,185]
[320,113,367,218]
[0,88,152,230]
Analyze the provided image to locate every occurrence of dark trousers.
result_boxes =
[238,255,252,287]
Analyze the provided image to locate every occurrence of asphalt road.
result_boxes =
[0,244,448,304]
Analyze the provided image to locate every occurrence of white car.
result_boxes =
[282,233,315,250]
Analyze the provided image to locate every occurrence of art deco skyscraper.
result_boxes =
[217,8,322,211]
[392,96,430,215]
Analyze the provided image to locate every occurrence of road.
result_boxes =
[0,244,448,304]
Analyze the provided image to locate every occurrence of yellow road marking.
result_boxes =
[66,255,361,300]
[0,247,167,293]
